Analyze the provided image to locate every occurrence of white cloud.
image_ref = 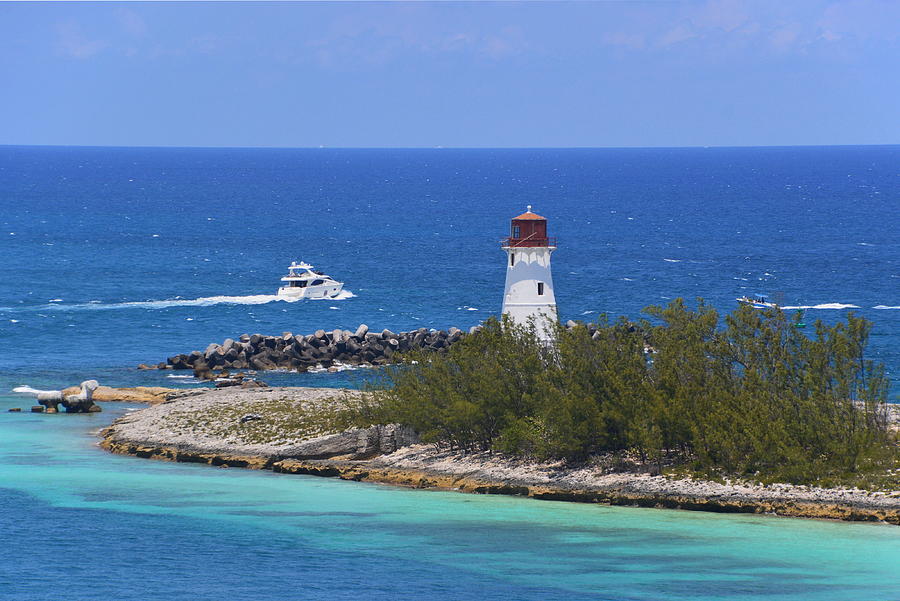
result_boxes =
[55,21,107,59]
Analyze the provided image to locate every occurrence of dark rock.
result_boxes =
[31,405,44,413]
[241,379,269,388]
[249,353,276,371]
[8,408,21,412]
[215,378,243,388]
[240,413,263,423]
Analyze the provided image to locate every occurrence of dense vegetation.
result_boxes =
[369,300,897,485]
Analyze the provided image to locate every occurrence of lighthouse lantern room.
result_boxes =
[501,206,558,338]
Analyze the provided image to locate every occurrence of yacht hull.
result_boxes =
[277,283,344,299]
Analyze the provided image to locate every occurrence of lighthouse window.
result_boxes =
[510,253,515,266]
[537,282,545,295]
[512,226,520,238]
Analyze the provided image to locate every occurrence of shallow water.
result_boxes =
[1,400,899,601]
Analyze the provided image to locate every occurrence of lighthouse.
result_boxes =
[501,206,558,338]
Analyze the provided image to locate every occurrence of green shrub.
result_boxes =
[369,301,897,486]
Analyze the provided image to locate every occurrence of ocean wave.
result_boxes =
[873,305,900,310]
[782,303,861,310]
[10,291,356,312]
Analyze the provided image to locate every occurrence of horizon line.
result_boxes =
[2,143,898,151]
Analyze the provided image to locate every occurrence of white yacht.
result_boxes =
[277,261,344,299]
[736,293,779,309]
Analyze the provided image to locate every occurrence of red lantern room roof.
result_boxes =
[512,205,546,220]
[503,206,555,248]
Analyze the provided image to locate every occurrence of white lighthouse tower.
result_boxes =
[501,206,558,338]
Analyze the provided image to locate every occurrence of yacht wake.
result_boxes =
[14,291,357,312]
[781,303,861,310]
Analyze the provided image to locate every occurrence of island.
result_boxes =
[100,385,900,524]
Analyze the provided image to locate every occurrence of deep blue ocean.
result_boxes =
[1,145,898,600]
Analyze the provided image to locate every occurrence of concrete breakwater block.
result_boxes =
[149,323,481,373]
[145,319,632,374]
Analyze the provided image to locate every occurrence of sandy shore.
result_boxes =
[100,387,900,524]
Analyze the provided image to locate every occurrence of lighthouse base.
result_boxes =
[501,302,558,340]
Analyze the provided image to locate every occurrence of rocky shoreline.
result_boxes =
[98,386,900,525]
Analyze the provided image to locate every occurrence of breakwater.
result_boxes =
[142,324,473,372]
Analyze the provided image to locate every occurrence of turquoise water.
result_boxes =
[2,399,899,600]
[1,146,898,598]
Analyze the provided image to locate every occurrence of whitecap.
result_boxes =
[9,319,19,323]
[873,305,900,310]
[329,306,339,310]
[621,277,634,281]
[48,298,63,303]
[663,258,681,263]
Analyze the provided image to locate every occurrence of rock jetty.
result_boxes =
[142,320,634,373]
[141,324,472,373]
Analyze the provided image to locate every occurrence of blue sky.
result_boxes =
[1,1,898,148]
